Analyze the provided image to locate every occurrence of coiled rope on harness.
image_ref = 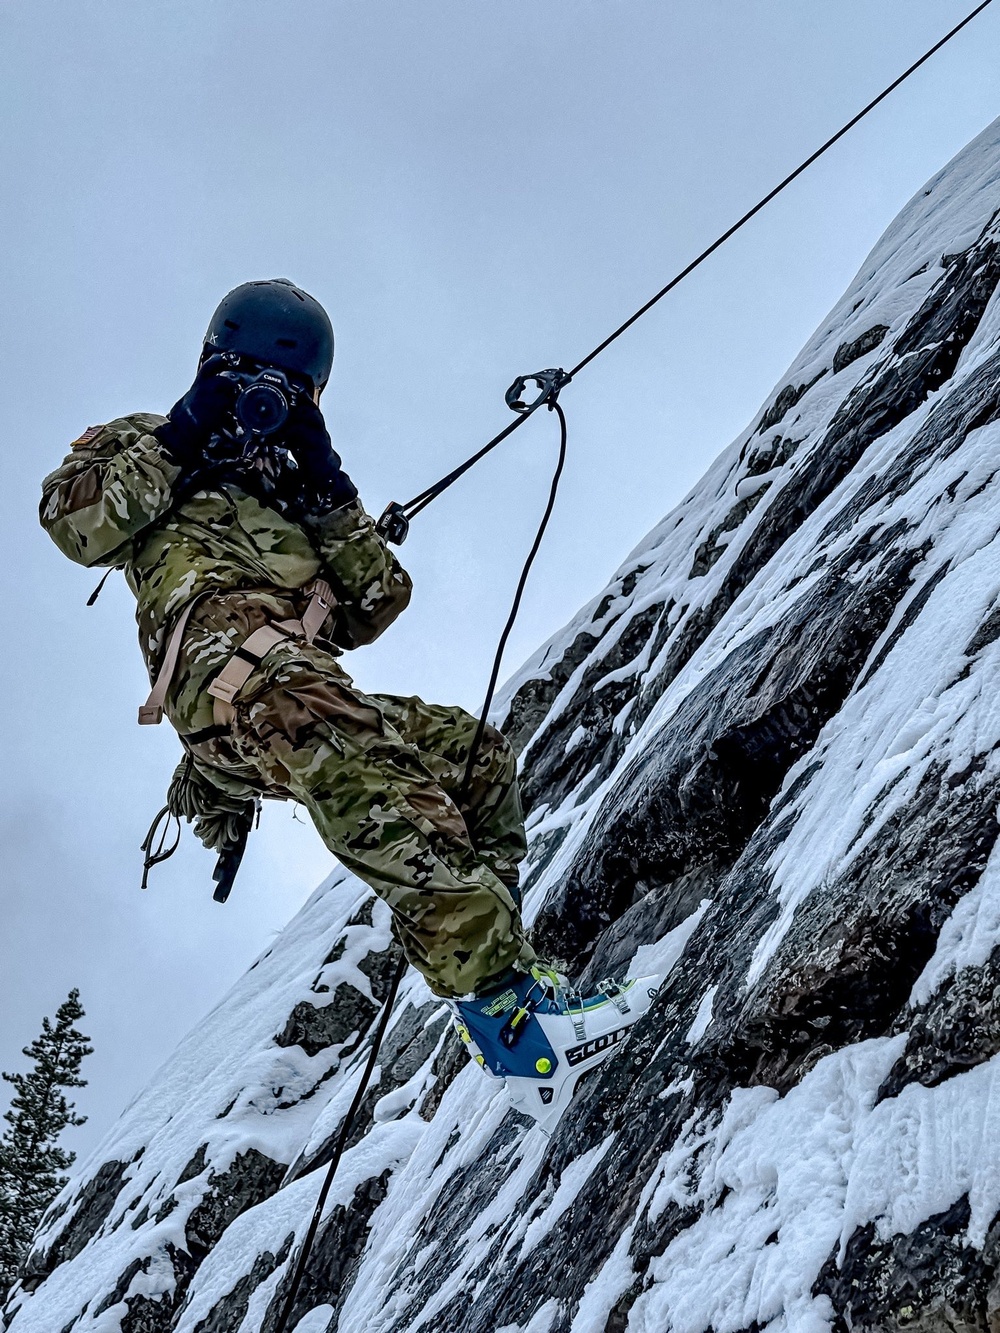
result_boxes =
[268,4,994,1321]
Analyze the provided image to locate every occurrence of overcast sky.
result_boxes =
[1,0,997,1159]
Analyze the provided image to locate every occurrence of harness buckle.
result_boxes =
[206,675,240,705]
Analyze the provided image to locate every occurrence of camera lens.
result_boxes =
[236,382,289,436]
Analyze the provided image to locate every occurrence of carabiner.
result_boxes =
[376,501,410,546]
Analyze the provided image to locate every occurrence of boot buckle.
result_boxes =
[597,978,632,1014]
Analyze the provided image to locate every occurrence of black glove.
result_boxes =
[154,355,239,468]
[288,398,359,514]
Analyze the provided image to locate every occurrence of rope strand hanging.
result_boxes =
[273,396,568,1333]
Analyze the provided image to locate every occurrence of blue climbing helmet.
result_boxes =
[202,279,335,392]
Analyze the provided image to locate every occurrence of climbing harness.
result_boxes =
[204,578,337,725]
[137,578,337,729]
[134,579,338,898]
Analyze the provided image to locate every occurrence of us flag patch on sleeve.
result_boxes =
[71,424,105,448]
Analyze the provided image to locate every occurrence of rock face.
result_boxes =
[8,120,1000,1333]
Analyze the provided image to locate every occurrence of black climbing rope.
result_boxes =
[377,0,995,541]
[275,5,995,1318]
[565,0,996,382]
[272,390,568,1333]
[272,952,407,1333]
[457,396,568,805]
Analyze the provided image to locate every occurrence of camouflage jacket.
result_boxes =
[40,413,412,745]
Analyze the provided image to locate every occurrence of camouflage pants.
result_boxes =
[227,640,536,998]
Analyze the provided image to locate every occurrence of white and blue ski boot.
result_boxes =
[451,967,662,1133]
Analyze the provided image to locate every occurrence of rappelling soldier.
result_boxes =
[40,279,659,1128]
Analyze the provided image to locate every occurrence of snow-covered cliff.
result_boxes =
[8,117,1000,1333]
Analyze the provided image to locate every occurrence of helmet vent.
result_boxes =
[276,337,298,348]
[224,319,239,330]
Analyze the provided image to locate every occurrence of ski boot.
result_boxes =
[451,966,662,1133]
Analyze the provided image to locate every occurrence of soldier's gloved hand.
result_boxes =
[154,355,239,468]
[289,399,359,514]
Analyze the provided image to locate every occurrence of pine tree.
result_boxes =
[0,990,93,1301]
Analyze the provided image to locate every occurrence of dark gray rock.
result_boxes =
[502,629,599,758]
[879,945,1000,1103]
[259,1174,392,1333]
[532,539,927,971]
[833,323,890,373]
[20,1156,134,1288]
[814,1198,1000,1332]
[185,1151,287,1261]
[756,371,828,435]
[188,1237,293,1333]
[275,990,376,1059]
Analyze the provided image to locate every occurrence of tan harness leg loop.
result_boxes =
[207,623,294,706]
[139,597,203,726]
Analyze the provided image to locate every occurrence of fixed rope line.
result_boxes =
[383,0,994,531]
[272,955,407,1333]
[567,0,996,381]
[278,7,993,1320]
[400,412,533,520]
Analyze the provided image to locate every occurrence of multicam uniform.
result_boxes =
[40,413,536,997]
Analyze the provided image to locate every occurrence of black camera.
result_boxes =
[218,358,305,438]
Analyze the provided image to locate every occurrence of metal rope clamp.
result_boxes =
[505,367,572,414]
[375,501,410,546]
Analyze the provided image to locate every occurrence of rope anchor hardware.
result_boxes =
[505,367,572,414]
